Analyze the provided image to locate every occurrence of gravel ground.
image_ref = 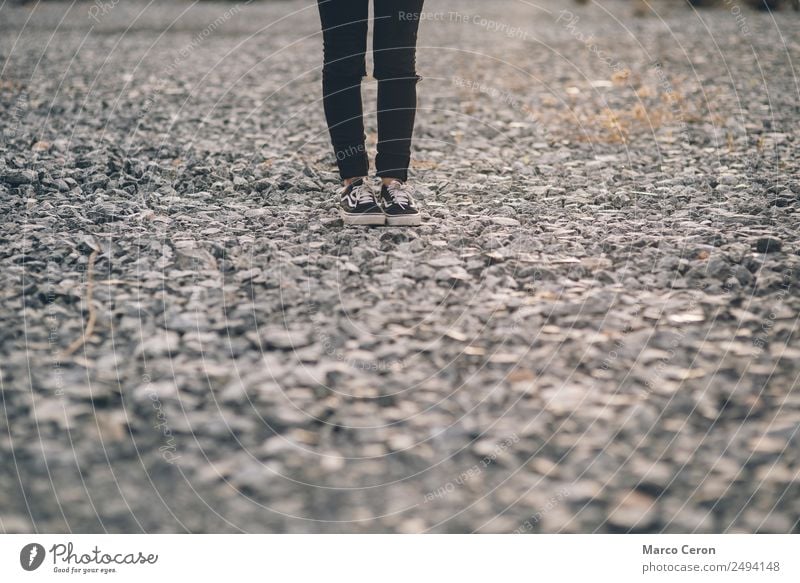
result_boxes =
[1,0,799,533]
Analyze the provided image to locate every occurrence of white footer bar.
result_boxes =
[1,535,796,582]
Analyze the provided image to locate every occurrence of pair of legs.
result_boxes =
[317,0,424,184]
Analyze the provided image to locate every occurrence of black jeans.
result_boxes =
[317,0,424,182]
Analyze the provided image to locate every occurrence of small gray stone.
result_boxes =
[1,169,37,185]
[755,237,782,253]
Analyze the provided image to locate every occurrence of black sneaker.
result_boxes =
[339,178,385,226]
[380,180,421,226]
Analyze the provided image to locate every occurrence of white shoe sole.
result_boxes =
[386,213,421,227]
[341,210,385,226]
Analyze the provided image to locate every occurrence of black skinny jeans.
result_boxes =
[317,0,424,182]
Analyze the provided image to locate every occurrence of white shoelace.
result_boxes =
[386,181,415,208]
[342,181,376,206]
[353,182,376,205]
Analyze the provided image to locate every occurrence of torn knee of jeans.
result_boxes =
[372,69,421,82]
[322,54,367,81]
[322,67,366,84]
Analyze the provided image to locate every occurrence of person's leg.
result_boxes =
[317,0,370,181]
[373,0,424,183]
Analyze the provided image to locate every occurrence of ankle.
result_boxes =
[344,176,366,187]
[381,178,404,186]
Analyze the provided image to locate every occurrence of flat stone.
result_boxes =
[1,169,37,185]
[755,236,782,253]
[607,491,658,530]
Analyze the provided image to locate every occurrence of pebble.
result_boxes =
[755,236,782,253]
[0,0,797,535]
[607,491,658,531]
[1,169,37,185]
